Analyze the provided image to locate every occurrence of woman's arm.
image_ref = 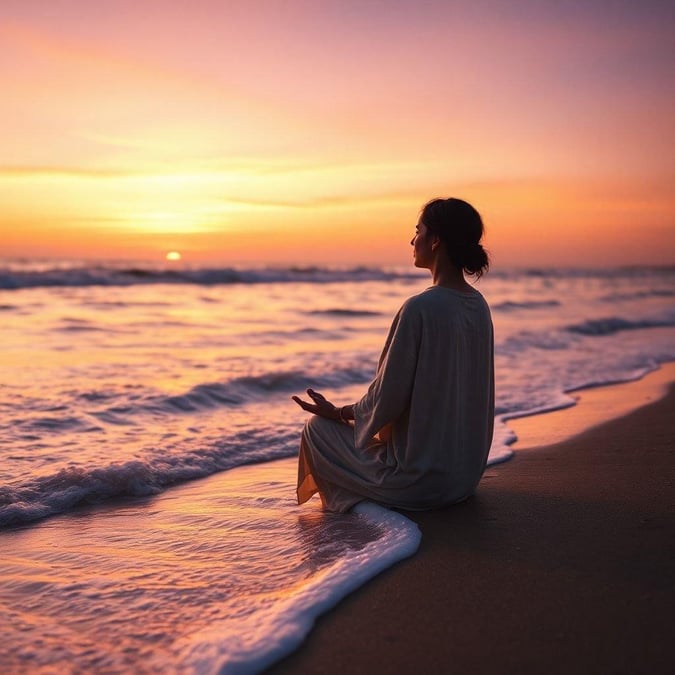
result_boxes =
[352,300,421,447]
[293,299,420,437]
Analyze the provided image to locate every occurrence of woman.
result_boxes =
[292,198,494,512]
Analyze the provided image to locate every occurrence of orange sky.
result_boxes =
[1,0,673,267]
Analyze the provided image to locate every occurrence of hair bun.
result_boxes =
[463,243,489,277]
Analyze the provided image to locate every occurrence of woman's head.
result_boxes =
[419,198,489,278]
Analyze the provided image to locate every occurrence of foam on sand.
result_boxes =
[177,500,420,675]
[508,361,675,449]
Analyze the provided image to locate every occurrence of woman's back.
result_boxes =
[352,286,494,509]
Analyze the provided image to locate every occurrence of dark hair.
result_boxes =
[421,198,490,278]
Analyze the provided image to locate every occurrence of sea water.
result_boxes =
[1,261,674,673]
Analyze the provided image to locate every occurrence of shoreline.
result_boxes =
[3,364,673,672]
[506,361,675,451]
[269,363,675,674]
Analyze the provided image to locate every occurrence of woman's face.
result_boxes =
[411,219,436,269]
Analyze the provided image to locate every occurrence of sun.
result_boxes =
[165,251,182,261]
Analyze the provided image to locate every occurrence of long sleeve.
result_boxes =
[352,300,421,449]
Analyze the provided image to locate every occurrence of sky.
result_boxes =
[1,0,674,267]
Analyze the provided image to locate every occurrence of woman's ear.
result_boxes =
[431,235,442,252]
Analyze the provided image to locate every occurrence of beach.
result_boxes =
[269,363,675,674]
[1,264,674,672]
[3,1,674,671]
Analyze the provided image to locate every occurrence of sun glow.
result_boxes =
[1,2,673,266]
[166,251,182,261]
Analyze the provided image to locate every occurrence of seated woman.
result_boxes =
[292,198,494,513]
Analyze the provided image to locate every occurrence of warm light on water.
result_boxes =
[1,460,420,673]
[0,262,673,671]
[1,264,674,528]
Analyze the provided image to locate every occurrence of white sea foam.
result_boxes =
[176,501,421,675]
[0,460,420,674]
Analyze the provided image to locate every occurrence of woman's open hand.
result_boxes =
[292,389,339,420]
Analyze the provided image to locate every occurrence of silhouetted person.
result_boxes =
[293,198,494,512]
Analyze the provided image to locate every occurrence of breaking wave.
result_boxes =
[85,368,374,423]
[492,299,561,311]
[0,264,424,291]
[0,429,298,527]
[566,316,675,336]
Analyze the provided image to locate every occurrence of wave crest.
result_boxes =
[566,316,675,336]
[87,369,373,422]
[0,264,424,291]
[493,299,561,311]
[0,429,299,527]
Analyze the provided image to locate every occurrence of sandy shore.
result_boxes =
[269,363,675,675]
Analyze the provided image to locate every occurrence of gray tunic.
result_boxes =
[297,286,494,512]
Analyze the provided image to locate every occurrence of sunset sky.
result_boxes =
[1,0,673,267]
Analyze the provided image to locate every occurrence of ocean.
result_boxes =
[1,261,674,673]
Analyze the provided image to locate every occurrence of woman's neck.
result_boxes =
[429,257,472,291]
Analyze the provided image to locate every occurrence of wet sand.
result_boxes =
[269,363,675,674]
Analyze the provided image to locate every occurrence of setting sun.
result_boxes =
[0,1,673,267]
[166,251,182,261]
